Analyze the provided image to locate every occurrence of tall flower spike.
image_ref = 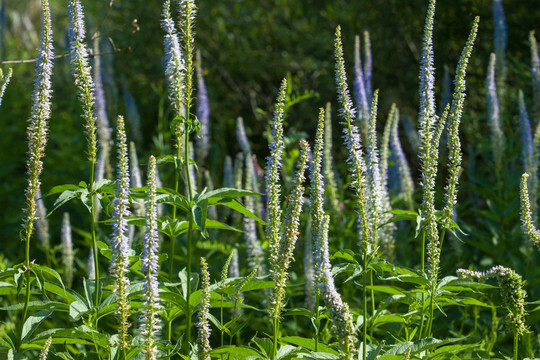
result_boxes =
[123,83,143,147]
[197,257,212,360]
[140,156,162,360]
[323,103,340,213]
[493,0,507,88]
[128,142,144,244]
[180,0,197,121]
[38,336,52,360]
[441,16,479,229]
[110,115,132,350]
[35,190,50,253]
[68,0,98,164]
[363,30,373,102]
[335,25,371,253]
[519,90,534,172]
[161,0,185,122]
[266,79,287,271]
[354,35,369,131]
[23,0,54,250]
[520,173,540,249]
[380,103,396,193]
[310,108,356,359]
[487,53,504,174]
[0,67,12,107]
[196,50,210,164]
[418,0,437,148]
[61,212,74,287]
[304,217,315,311]
[269,140,310,320]
[94,36,112,180]
[530,31,540,117]
[391,108,415,210]
[236,117,252,155]
[244,155,266,275]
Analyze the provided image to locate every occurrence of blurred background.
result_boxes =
[0,0,538,264]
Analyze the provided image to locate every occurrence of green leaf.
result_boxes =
[205,219,242,232]
[211,345,263,360]
[33,264,65,290]
[198,187,261,202]
[280,336,339,356]
[193,198,209,237]
[45,184,80,197]
[69,301,89,321]
[213,198,267,226]
[21,306,56,343]
[48,189,82,216]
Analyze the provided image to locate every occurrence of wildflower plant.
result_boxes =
[0,67,12,107]
[197,257,212,360]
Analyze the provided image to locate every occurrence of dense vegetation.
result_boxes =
[0,0,540,359]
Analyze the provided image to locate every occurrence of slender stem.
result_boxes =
[20,230,32,349]
[363,250,368,360]
[418,230,426,341]
[369,271,375,339]
[89,162,100,308]
[272,316,279,360]
[186,212,193,348]
[169,142,181,281]
[314,293,320,352]
[513,332,519,360]
[221,286,224,347]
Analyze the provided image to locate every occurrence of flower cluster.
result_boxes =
[310,110,357,359]
[390,108,414,210]
[35,190,50,252]
[354,35,369,129]
[334,25,370,253]
[458,265,527,336]
[39,336,52,360]
[23,0,54,247]
[418,0,436,146]
[244,156,266,276]
[322,103,340,213]
[197,257,212,360]
[530,31,540,112]
[162,0,185,121]
[94,41,112,182]
[68,0,98,164]
[110,116,132,350]
[493,0,507,85]
[486,53,504,174]
[265,79,287,271]
[61,212,74,287]
[196,50,210,164]
[269,140,310,319]
[441,16,479,229]
[520,173,540,249]
[140,156,162,360]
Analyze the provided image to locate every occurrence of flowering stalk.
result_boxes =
[21,0,53,330]
[335,26,370,359]
[128,142,144,245]
[0,67,12,107]
[441,16,479,229]
[354,35,369,132]
[197,257,212,360]
[520,173,540,249]
[68,0,101,306]
[270,140,309,360]
[380,103,396,194]
[530,31,540,118]
[390,108,415,210]
[196,50,210,165]
[94,34,112,180]
[266,79,287,274]
[38,336,53,360]
[518,91,537,220]
[322,103,340,213]
[110,116,132,353]
[487,53,504,175]
[140,156,162,360]
[458,265,527,360]
[244,156,266,276]
[363,31,373,102]
[61,212,74,287]
[35,190,50,261]
[310,109,357,359]
[493,0,507,92]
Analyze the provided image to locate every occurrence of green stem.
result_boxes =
[20,229,32,349]
[363,250,368,360]
[513,332,519,360]
[369,272,375,339]
[169,141,181,281]
[418,231,426,341]
[272,316,279,360]
[89,162,100,308]
[314,293,320,352]
[221,286,224,347]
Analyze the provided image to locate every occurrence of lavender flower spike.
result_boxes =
[0,67,12,107]
[519,90,534,172]
[530,31,540,117]
[390,108,415,210]
[323,103,340,213]
[162,0,185,122]
[68,0,98,164]
[487,53,504,174]
[140,156,162,360]
[520,173,540,250]
[197,257,212,360]
[110,115,132,350]
[35,190,50,252]
[363,30,373,102]
[196,50,210,164]
[23,0,54,249]
[493,0,507,87]
[61,212,74,287]
[354,35,369,131]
